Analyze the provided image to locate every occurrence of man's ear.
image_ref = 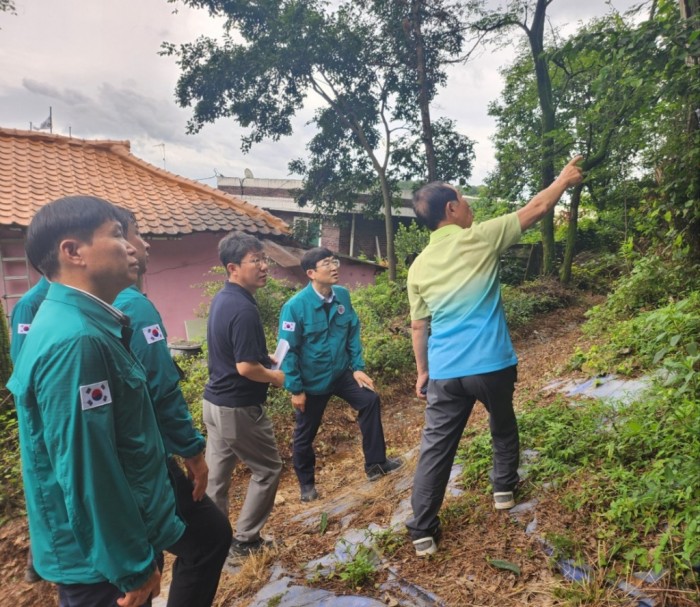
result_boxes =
[58,238,85,268]
[226,262,238,277]
[306,268,315,280]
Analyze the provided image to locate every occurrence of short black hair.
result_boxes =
[301,247,335,272]
[113,206,138,230]
[218,232,263,269]
[412,182,459,231]
[26,195,122,278]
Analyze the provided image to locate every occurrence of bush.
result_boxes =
[502,278,576,332]
[394,221,429,269]
[176,348,209,433]
[574,292,700,378]
[585,254,699,334]
[0,392,22,519]
[351,272,414,379]
[568,251,625,294]
[458,391,700,575]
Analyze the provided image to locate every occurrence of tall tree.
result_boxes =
[163,0,474,280]
[363,0,476,182]
[470,0,561,275]
[619,0,700,258]
[553,15,659,282]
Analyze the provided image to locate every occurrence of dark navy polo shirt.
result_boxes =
[204,282,271,407]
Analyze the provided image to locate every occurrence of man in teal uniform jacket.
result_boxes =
[9,274,50,584]
[113,209,231,605]
[9,275,49,363]
[8,196,183,607]
[279,247,401,502]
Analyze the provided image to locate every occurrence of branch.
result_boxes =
[379,93,391,172]
[309,75,383,176]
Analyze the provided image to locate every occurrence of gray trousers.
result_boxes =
[203,399,282,543]
[406,365,519,541]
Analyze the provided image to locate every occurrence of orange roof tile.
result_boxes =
[0,128,289,237]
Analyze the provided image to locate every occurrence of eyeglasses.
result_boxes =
[240,255,272,268]
[316,258,340,269]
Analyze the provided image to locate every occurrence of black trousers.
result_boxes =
[58,459,232,607]
[406,365,519,541]
[293,369,386,486]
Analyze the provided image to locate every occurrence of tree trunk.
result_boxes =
[528,0,557,275]
[559,183,583,284]
[410,0,438,182]
[378,169,397,280]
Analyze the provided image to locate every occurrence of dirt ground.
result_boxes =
[1,298,696,606]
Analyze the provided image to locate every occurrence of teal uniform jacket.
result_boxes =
[7,283,185,592]
[9,276,50,363]
[279,283,365,395]
[114,285,205,458]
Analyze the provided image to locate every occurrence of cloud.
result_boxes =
[22,79,91,105]
[1,0,644,187]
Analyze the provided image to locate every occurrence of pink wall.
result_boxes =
[142,232,382,340]
[2,228,382,343]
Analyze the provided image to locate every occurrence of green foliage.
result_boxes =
[351,271,413,379]
[501,278,574,331]
[583,254,700,333]
[0,392,21,519]
[292,217,322,247]
[165,0,475,280]
[393,220,429,268]
[460,251,700,577]
[392,117,476,185]
[458,392,700,575]
[176,348,208,433]
[470,194,517,223]
[0,315,11,387]
[622,0,700,259]
[487,558,521,576]
[256,277,298,338]
[575,292,700,378]
[372,528,406,557]
[568,252,624,295]
[332,543,378,588]
[265,595,283,607]
[319,511,329,535]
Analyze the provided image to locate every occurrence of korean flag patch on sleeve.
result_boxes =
[16,323,31,334]
[143,324,165,344]
[80,381,113,411]
[282,321,296,332]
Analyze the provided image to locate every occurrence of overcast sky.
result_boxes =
[0,0,644,187]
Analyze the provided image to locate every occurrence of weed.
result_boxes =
[372,528,406,557]
[266,594,283,607]
[332,543,378,588]
[439,493,482,526]
[545,531,586,563]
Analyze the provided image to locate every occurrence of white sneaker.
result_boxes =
[413,536,438,556]
[494,491,515,510]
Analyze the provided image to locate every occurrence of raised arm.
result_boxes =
[517,155,584,231]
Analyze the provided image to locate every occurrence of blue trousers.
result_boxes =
[406,365,519,541]
[293,369,386,486]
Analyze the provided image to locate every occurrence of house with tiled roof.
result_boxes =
[0,128,381,340]
[217,176,418,258]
